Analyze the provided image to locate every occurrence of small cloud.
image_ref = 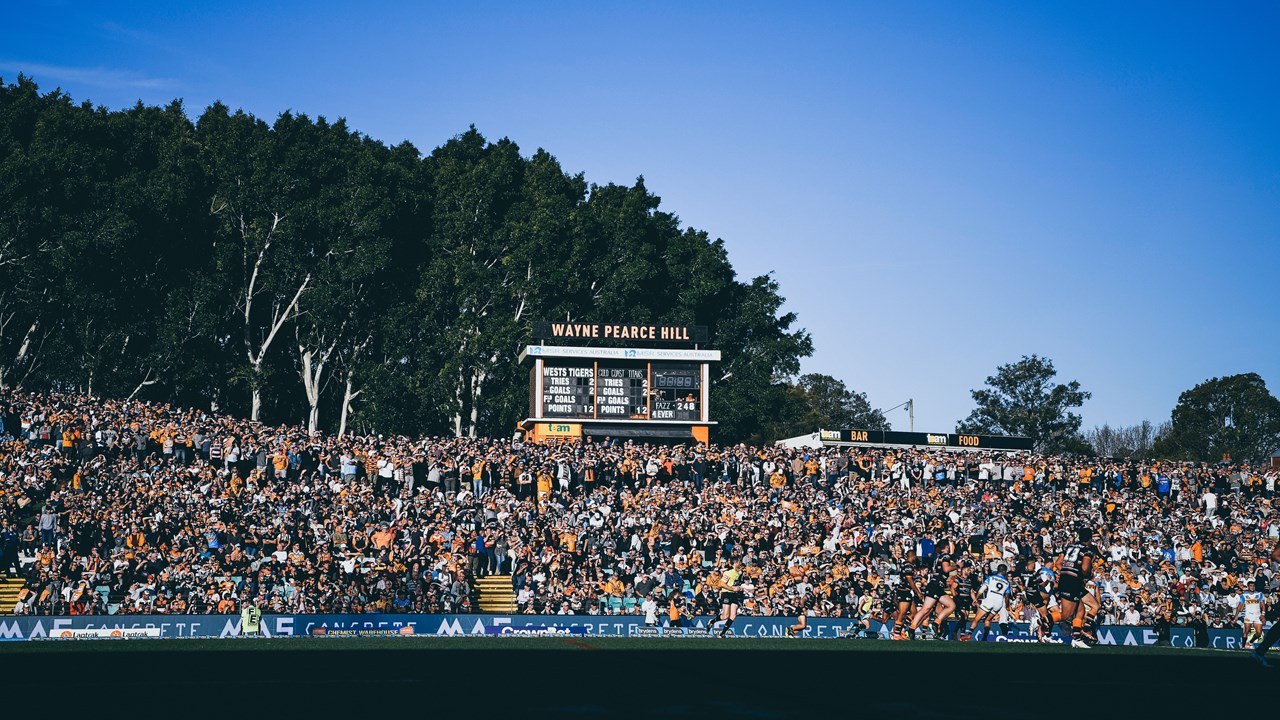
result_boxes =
[0,60,176,91]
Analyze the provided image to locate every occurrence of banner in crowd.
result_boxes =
[0,614,1243,649]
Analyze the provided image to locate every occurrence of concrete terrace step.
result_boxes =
[0,577,26,612]
[476,574,516,613]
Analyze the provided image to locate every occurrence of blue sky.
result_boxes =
[4,1,1278,433]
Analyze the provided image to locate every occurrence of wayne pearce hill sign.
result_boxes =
[532,321,709,344]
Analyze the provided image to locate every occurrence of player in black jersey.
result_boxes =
[949,563,976,639]
[1056,527,1097,648]
[1249,541,1280,667]
[1017,558,1054,642]
[787,591,809,637]
[908,555,957,639]
[891,551,922,640]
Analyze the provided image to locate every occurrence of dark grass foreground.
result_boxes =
[0,638,1267,718]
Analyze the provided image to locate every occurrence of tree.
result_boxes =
[1152,373,1280,464]
[200,105,315,422]
[414,128,526,438]
[1084,420,1170,459]
[766,373,888,440]
[0,77,816,441]
[709,274,813,444]
[957,354,1090,453]
[0,77,93,391]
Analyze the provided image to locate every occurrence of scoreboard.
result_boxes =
[521,341,719,442]
[538,361,704,422]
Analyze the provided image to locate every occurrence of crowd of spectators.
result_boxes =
[1,390,1277,632]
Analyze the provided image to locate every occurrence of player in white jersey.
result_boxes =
[962,564,1010,642]
[1239,579,1266,649]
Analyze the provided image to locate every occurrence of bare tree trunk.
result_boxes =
[235,211,309,425]
[303,347,320,430]
[299,344,335,434]
[468,367,487,439]
[453,367,466,438]
[243,275,310,423]
[296,327,337,435]
[13,321,49,392]
[126,368,158,401]
[0,305,14,389]
[14,319,38,368]
[338,371,361,438]
[467,350,499,439]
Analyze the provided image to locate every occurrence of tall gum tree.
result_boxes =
[199,105,312,422]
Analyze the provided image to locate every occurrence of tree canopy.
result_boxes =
[1152,373,1280,465]
[760,373,888,443]
[0,76,813,442]
[957,354,1091,454]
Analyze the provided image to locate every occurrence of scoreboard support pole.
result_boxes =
[534,359,544,419]
[700,364,710,423]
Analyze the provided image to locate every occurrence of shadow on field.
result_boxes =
[0,644,1264,718]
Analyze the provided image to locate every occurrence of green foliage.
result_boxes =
[760,373,889,443]
[0,78,812,442]
[957,354,1090,453]
[708,274,813,444]
[1151,373,1280,465]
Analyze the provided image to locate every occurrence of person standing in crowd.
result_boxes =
[38,506,57,548]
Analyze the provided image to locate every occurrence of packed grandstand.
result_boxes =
[1,391,1277,646]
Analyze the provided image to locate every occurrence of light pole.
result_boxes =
[882,399,914,432]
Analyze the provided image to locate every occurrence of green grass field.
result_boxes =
[0,635,1241,657]
[0,637,1267,718]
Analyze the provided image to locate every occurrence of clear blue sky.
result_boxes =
[4,0,1278,432]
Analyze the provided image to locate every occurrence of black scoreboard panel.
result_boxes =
[650,363,701,421]
[541,362,595,419]
[594,364,649,419]
[538,360,704,421]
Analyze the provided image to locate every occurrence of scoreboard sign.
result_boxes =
[532,321,709,344]
[538,360,704,422]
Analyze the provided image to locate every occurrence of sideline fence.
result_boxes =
[0,614,1243,648]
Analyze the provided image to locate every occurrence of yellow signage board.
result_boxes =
[541,423,582,438]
